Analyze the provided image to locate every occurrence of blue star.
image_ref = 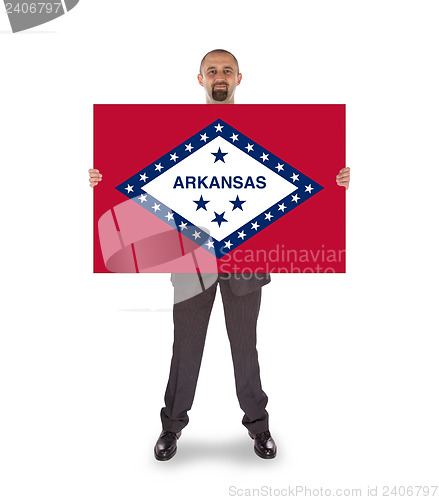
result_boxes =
[211,147,228,163]
[229,195,246,211]
[193,195,210,211]
[211,211,228,227]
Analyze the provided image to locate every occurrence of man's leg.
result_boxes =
[160,280,218,433]
[218,277,269,435]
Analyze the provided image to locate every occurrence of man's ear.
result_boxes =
[237,73,242,86]
[197,74,204,87]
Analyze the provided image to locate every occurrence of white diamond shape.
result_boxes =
[142,136,297,241]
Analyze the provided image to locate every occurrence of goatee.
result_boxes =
[212,87,228,102]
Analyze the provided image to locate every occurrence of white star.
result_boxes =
[237,230,246,240]
[155,163,163,172]
[138,194,147,203]
[305,184,314,193]
[185,143,194,152]
[230,133,239,142]
[205,240,214,249]
[251,221,260,231]
[245,143,254,152]
[260,152,269,162]
[170,153,179,162]
[152,203,161,212]
[179,221,188,230]
[291,173,299,182]
[291,194,300,203]
[275,163,284,172]
[264,212,273,221]
[224,240,233,249]
[200,133,208,142]
[278,203,286,212]
[125,184,134,193]
[192,230,201,240]
[140,173,148,182]
[165,211,174,221]
[214,123,224,132]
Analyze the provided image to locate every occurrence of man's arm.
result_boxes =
[336,167,350,189]
[90,167,350,189]
[90,168,349,188]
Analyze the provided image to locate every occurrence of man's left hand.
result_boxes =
[336,167,350,190]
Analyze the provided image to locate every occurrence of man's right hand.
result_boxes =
[89,169,102,188]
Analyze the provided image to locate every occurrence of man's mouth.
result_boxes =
[214,84,227,89]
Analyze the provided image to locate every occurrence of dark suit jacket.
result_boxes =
[225,273,271,295]
[171,273,270,302]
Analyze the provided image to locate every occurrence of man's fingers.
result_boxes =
[336,167,350,189]
[89,166,102,187]
[336,173,350,180]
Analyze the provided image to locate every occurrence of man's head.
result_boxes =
[198,49,242,104]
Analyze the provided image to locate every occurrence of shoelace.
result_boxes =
[162,431,178,439]
[256,431,271,441]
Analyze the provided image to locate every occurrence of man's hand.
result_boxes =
[336,167,350,190]
[89,169,103,188]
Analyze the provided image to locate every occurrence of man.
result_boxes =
[89,49,350,461]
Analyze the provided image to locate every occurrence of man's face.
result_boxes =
[197,53,242,104]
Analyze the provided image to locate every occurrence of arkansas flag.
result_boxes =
[94,104,345,273]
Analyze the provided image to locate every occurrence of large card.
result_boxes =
[94,104,345,273]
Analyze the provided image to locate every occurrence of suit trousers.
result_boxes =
[160,274,269,435]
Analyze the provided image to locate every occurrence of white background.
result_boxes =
[1,1,438,499]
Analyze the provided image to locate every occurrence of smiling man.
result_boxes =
[89,49,350,462]
[152,50,277,462]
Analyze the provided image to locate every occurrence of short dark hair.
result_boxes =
[199,49,240,76]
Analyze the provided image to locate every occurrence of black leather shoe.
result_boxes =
[248,430,277,459]
[154,430,181,461]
